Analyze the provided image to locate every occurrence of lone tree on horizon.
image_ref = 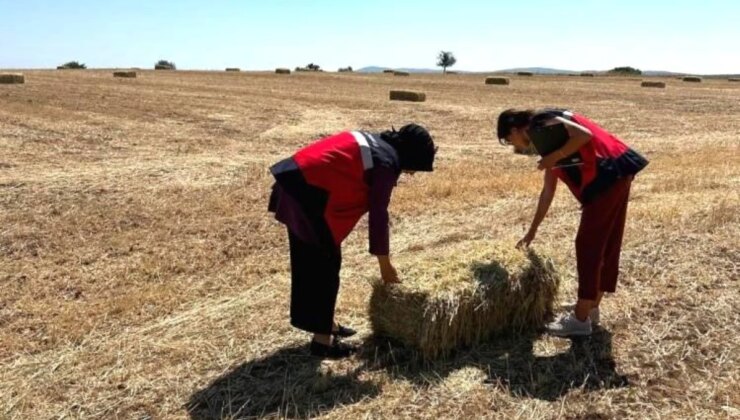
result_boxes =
[437,51,457,74]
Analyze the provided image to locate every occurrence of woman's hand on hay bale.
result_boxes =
[377,255,401,284]
[517,230,536,249]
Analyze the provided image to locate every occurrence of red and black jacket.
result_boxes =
[269,131,400,248]
[533,109,649,203]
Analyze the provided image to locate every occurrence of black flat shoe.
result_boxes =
[309,340,357,359]
[331,324,357,338]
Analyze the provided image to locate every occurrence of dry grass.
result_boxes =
[369,241,560,359]
[0,73,24,84]
[0,70,738,419]
[389,90,426,102]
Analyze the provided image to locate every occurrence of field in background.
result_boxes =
[1,70,738,419]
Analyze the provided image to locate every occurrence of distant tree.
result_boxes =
[306,63,321,71]
[437,51,457,74]
[155,59,176,70]
[608,66,641,75]
[60,61,86,69]
[338,66,353,72]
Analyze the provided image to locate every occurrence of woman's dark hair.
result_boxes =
[380,123,437,171]
[496,109,535,144]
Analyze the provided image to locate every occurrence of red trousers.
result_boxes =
[576,177,632,300]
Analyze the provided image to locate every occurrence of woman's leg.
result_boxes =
[288,230,342,341]
[599,178,632,299]
[575,180,629,321]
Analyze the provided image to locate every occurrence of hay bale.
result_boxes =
[369,242,560,359]
[641,81,665,88]
[389,90,426,102]
[485,77,510,85]
[729,78,740,82]
[446,71,458,75]
[225,68,240,72]
[393,71,410,76]
[580,72,595,77]
[275,68,291,74]
[0,73,25,84]
[155,64,174,70]
[56,66,68,70]
[517,71,534,76]
[682,76,702,83]
[113,71,136,78]
[383,69,395,74]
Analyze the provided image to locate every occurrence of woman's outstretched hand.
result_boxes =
[517,230,536,249]
[377,255,401,284]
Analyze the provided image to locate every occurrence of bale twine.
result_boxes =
[275,68,291,74]
[580,73,595,77]
[389,90,426,102]
[682,76,702,83]
[155,64,174,70]
[641,81,665,88]
[113,71,136,78]
[393,71,410,76]
[485,77,510,85]
[225,68,240,72]
[369,241,560,360]
[517,71,534,76]
[0,73,25,84]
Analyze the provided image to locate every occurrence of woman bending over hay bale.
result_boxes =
[369,242,560,360]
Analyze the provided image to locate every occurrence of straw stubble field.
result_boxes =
[0,70,738,419]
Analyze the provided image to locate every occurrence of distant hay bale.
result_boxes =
[485,77,510,85]
[275,68,291,74]
[729,78,740,82]
[369,242,560,360]
[389,90,426,102]
[383,69,395,74]
[56,66,68,70]
[113,71,136,78]
[225,68,240,72]
[0,73,25,84]
[580,73,595,77]
[517,71,534,76]
[393,71,410,76]
[446,71,458,75]
[155,64,174,70]
[641,81,665,88]
[682,76,702,83]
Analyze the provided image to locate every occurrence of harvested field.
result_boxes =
[0,69,738,419]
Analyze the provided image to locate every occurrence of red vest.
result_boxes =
[551,112,644,203]
[292,131,375,245]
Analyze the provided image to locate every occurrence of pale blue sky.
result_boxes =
[1,0,738,74]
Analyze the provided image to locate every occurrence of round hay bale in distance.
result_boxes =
[225,68,240,72]
[113,71,136,78]
[485,77,510,85]
[580,72,595,77]
[389,90,426,102]
[393,71,410,76]
[383,69,395,74]
[155,64,174,70]
[275,68,291,74]
[517,71,534,76]
[0,73,25,84]
[641,81,665,88]
[682,76,702,83]
[369,241,560,360]
[729,78,740,82]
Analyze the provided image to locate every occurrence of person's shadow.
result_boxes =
[187,344,380,419]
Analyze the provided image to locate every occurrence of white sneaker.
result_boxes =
[546,313,592,337]
[591,307,600,326]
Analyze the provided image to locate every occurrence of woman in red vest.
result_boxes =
[269,124,437,358]
[496,109,648,336]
